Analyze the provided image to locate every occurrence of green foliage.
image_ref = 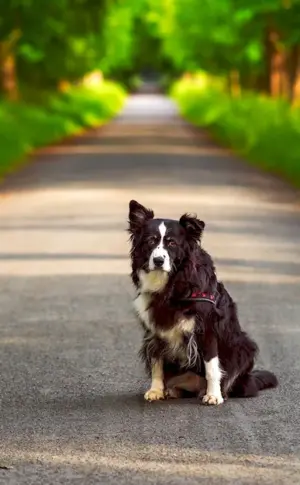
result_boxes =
[0,81,126,179]
[172,77,300,187]
[0,0,108,88]
[144,0,300,87]
[3,0,300,87]
[2,0,193,91]
[101,0,145,74]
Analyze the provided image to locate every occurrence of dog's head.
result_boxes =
[128,200,205,279]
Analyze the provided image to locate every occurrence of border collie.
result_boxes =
[128,200,278,404]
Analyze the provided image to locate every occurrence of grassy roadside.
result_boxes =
[0,81,126,180]
[171,76,300,188]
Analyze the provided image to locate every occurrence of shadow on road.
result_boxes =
[1,115,300,213]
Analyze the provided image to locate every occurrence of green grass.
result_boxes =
[171,76,300,188]
[0,81,126,180]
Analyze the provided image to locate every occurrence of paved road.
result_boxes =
[0,95,300,484]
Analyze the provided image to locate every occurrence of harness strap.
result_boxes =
[180,291,217,305]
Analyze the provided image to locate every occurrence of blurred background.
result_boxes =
[1,3,300,481]
[1,0,300,184]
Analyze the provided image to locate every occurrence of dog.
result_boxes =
[128,200,278,405]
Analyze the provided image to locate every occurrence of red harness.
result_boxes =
[180,290,217,305]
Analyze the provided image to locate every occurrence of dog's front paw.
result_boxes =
[202,394,224,406]
[144,388,165,401]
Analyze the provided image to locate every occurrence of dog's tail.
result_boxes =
[229,369,278,398]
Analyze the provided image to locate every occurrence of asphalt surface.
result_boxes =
[0,95,300,484]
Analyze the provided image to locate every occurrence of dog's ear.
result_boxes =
[128,200,154,234]
[179,214,205,242]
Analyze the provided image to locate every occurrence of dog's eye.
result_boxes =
[166,239,176,247]
[148,237,157,246]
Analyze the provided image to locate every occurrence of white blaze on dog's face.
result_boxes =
[128,200,205,292]
[148,222,171,272]
[142,217,187,281]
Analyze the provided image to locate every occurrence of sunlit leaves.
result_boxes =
[2,0,300,90]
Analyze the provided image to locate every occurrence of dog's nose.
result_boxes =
[153,256,164,268]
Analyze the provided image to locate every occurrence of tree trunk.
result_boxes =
[269,31,282,97]
[228,70,241,97]
[0,30,21,101]
[291,53,300,104]
[0,51,18,100]
[286,45,300,103]
[280,49,291,99]
[265,27,288,98]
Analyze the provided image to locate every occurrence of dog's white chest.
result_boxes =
[133,293,153,331]
[133,271,169,331]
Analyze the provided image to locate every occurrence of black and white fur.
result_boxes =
[128,200,278,404]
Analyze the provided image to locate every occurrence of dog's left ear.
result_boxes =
[128,200,154,234]
[179,214,205,242]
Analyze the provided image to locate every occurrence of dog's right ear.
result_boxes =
[128,200,154,234]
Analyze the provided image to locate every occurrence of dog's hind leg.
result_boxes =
[165,372,207,399]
